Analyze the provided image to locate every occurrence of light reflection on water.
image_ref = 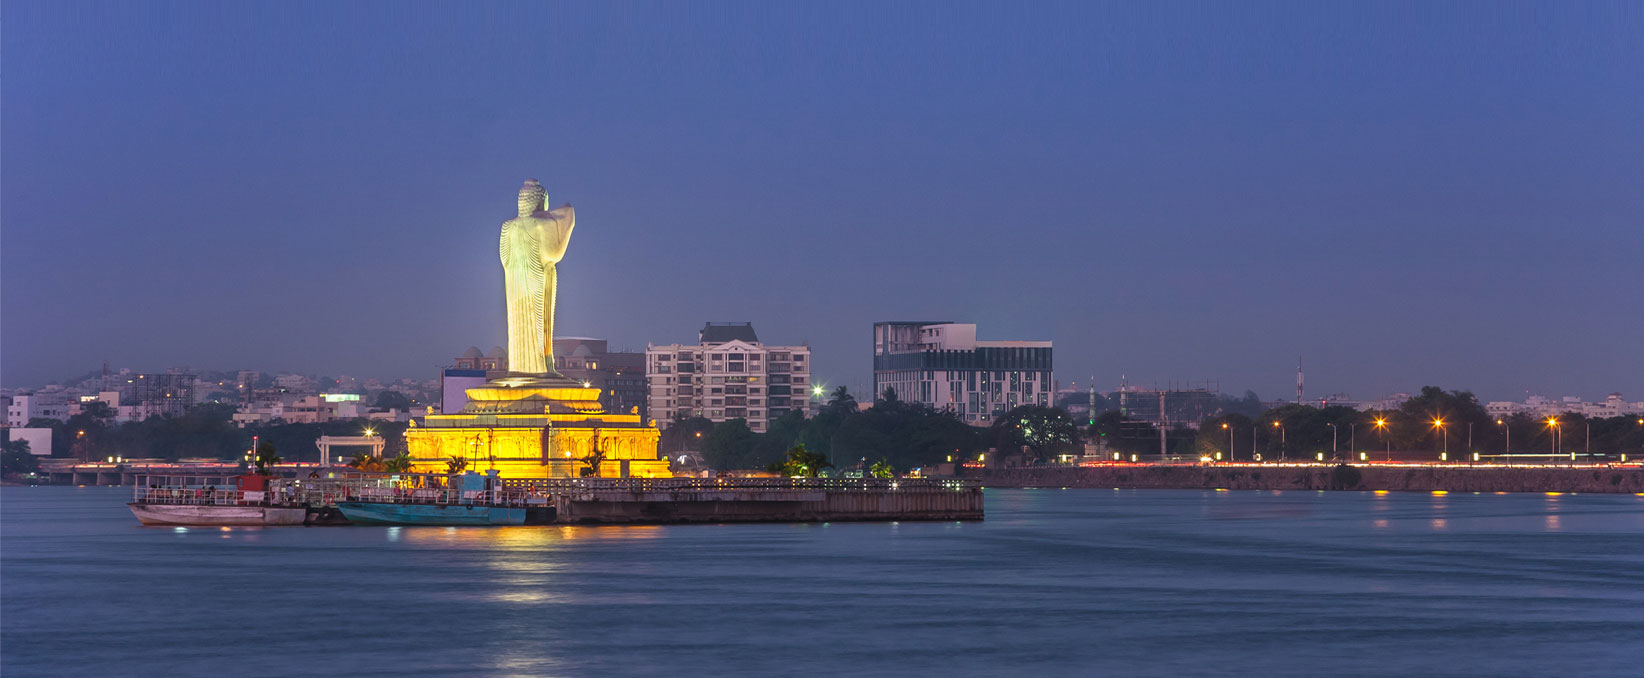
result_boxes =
[4,486,1643,678]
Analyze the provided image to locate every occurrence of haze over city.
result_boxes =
[4,2,1640,401]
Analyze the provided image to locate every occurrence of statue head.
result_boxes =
[517,179,547,217]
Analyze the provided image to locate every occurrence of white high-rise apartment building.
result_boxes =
[646,323,811,433]
[873,321,1053,425]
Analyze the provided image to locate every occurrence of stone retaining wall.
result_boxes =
[970,465,1644,494]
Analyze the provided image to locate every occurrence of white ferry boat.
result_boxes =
[129,474,307,526]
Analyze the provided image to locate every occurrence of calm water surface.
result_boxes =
[3,487,1642,677]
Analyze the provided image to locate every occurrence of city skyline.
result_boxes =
[5,3,1641,403]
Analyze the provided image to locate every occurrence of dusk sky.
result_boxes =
[4,1,1640,402]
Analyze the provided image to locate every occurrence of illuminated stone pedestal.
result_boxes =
[406,377,671,479]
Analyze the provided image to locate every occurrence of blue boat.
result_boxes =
[334,501,526,526]
[332,471,534,526]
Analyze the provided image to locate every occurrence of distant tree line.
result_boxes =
[668,386,1085,473]
[19,384,1639,474]
[1197,386,1644,460]
[21,401,408,464]
[673,385,1644,470]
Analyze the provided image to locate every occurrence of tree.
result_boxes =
[374,390,413,411]
[767,444,832,478]
[701,419,757,470]
[1217,391,1266,419]
[869,458,894,478]
[993,405,1078,461]
[253,442,282,475]
[446,455,469,474]
[824,386,857,417]
[660,416,715,454]
[1196,413,1254,460]
[80,401,115,423]
[383,453,413,473]
[1392,386,1491,453]
[2,440,41,477]
[348,452,386,472]
[751,410,807,469]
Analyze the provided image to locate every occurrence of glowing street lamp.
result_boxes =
[1272,421,1285,461]
[1496,419,1510,466]
[1374,417,1390,461]
[1222,422,1233,462]
[1545,417,1561,461]
[1432,418,1448,460]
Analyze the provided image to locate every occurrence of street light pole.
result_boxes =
[1546,418,1559,462]
[1223,422,1233,462]
[1433,418,1448,462]
[1327,423,1338,461]
[1497,419,1510,467]
[1374,417,1390,462]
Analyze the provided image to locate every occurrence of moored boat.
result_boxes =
[130,503,307,526]
[331,470,536,526]
[129,473,307,526]
[333,501,525,525]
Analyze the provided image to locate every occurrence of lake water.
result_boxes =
[3,486,1642,677]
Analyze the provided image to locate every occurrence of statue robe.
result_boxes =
[499,206,575,375]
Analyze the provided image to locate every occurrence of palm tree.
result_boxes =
[383,453,413,473]
[445,455,469,474]
[825,386,857,415]
[253,442,282,475]
[348,454,386,472]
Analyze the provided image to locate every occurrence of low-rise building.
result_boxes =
[1489,392,1644,419]
[6,391,70,427]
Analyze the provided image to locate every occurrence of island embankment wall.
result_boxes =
[969,465,1644,494]
[555,486,984,523]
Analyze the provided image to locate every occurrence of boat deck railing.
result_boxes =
[132,486,297,507]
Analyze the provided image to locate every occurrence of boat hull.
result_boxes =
[129,503,307,526]
[334,502,526,526]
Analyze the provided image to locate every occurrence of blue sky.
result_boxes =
[3,1,1640,401]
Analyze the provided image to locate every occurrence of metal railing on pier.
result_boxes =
[496,477,976,493]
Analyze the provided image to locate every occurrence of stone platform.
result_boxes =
[499,477,984,523]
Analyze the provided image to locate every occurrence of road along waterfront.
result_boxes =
[974,463,1644,493]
